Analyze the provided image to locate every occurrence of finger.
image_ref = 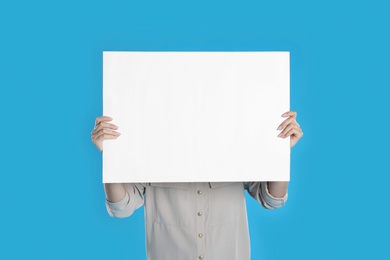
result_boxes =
[92,122,119,135]
[277,117,296,130]
[93,129,121,140]
[283,127,303,139]
[92,128,121,139]
[278,123,294,137]
[281,111,297,118]
[95,116,113,127]
[92,130,121,142]
[98,122,118,130]
[93,133,120,142]
[91,124,105,135]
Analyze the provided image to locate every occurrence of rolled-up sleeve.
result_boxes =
[105,183,146,218]
[246,182,288,210]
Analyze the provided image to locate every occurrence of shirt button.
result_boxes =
[197,212,203,217]
[198,256,204,259]
[198,233,203,238]
[197,190,203,195]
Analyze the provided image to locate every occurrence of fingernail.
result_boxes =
[277,133,282,137]
[282,113,288,117]
[277,125,283,130]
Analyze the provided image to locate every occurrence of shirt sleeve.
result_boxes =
[105,183,146,218]
[246,182,288,210]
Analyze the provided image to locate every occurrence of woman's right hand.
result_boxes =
[91,116,121,152]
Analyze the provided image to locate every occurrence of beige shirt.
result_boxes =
[106,182,287,260]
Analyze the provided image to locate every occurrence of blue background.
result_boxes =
[1,0,389,259]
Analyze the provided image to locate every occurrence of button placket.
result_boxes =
[195,183,205,259]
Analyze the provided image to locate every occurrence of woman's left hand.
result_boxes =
[277,111,304,148]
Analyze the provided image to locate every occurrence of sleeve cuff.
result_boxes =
[260,182,288,209]
[105,191,131,217]
[247,182,288,209]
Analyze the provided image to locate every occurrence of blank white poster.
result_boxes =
[103,51,290,183]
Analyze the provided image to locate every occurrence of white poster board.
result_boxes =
[103,51,290,183]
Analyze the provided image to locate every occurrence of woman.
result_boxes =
[91,111,303,260]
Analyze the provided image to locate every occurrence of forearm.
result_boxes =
[267,181,289,198]
[104,183,126,203]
